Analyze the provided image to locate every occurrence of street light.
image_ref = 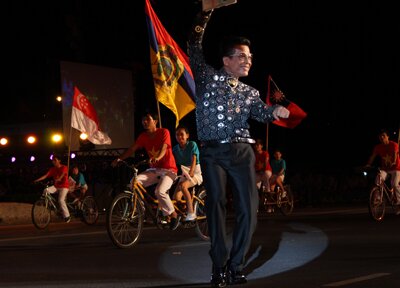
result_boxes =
[51,133,63,143]
[0,137,8,146]
[27,135,37,144]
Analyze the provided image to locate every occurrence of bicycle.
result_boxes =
[106,159,209,249]
[31,181,99,229]
[258,181,294,215]
[367,166,399,221]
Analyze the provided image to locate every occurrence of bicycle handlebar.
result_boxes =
[32,180,53,187]
[116,159,150,170]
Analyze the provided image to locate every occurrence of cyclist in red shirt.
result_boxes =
[34,154,71,222]
[253,139,272,193]
[366,129,400,209]
[111,112,180,230]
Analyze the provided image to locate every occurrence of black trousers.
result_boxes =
[200,142,258,271]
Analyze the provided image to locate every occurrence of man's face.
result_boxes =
[223,45,252,78]
[142,114,157,130]
[378,133,389,143]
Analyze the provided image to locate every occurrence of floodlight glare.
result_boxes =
[0,137,8,145]
[27,136,36,144]
[52,133,63,143]
[80,133,88,140]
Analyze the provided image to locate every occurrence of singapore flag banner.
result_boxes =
[71,86,112,145]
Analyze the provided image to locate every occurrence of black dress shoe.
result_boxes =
[227,269,247,285]
[210,266,226,288]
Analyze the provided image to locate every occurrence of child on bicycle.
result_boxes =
[172,125,203,221]
[270,149,287,196]
[33,154,71,222]
[69,164,88,205]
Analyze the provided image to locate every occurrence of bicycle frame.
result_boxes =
[259,182,294,215]
[128,175,205,227]
[106,159,208,248]
[368,167,397,221]
[32,183,99,229]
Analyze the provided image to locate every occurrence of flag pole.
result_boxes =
[265,75,271,151]
[397,124,400,147]
[67,98,74,173]
[265,122,269,151]
[156,100,162,128]
[270,77,281,92]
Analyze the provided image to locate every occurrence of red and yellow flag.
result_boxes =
[144,0,196,127]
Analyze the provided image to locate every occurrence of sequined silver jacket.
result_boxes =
[188,11,276,142]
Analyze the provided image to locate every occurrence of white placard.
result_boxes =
[202,0,237,12]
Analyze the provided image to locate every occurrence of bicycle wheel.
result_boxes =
[280,185,294,215]
[193,187,209,241]
[258,183,267,211]
[369,186,385,221]
[31,199,51,229]
[81,196,99,225]
[106,191,144,248]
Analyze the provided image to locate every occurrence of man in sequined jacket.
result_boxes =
[188,8,290,288]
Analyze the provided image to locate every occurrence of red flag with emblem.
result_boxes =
[267,75,307,129]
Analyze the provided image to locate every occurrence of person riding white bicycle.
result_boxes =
[33,154,71,223]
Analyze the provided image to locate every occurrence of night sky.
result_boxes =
[2,0,399,173]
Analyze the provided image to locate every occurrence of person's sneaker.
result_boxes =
[267,207,274,213]
[281,190,287,198]
[64,216,71,223]
[159,215,168,225]
[185,212,197,221]
[169,216,181,230]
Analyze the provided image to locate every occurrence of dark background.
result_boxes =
[1,0,399,174]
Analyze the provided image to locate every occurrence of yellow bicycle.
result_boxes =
[106,160,209,248]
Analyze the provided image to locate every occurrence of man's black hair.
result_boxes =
[51,153,63,161]
[142,111,158,121]
[219,35,251,58]
[378,128,389,136]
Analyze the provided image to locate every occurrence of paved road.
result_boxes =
[2,204,400,287]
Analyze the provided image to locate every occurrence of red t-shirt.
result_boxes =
[136,128,178,173]
[47,165,69,189]
[255,150,272,172]
[373,140,400,171]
